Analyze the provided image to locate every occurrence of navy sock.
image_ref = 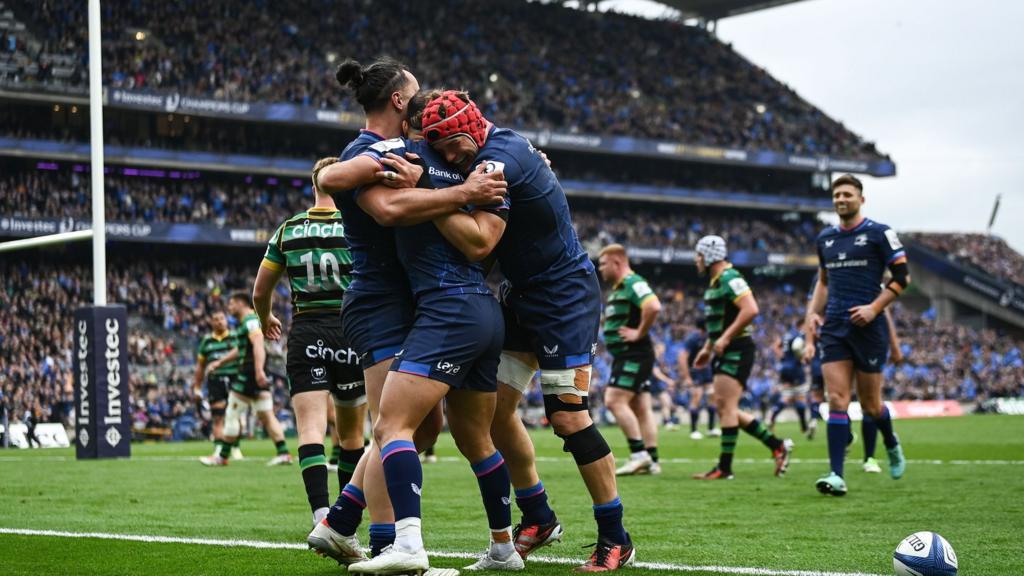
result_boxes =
[875,406,899,449]
[514,481,555,526]
[326,483,365,536]
[706,407,717,430]
[368,523,396,557]
[862,414,878,460]
[338,447,364,492]
[770,403,784,426]
[298,444,329,513]
[827,411,850,477]
[593,497,628,545]
[810,401,823,420]
[471,452,512,531]
[380,440,422,521]
[795,401,808,432]
[689,409,700,432]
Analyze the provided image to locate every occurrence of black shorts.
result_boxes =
[206,374,232,404]
[231,368,266,399]
[608,351,655,392]
[712,337,756,388]
[288,311,366,406]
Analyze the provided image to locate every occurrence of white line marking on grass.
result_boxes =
[0,527,887,576]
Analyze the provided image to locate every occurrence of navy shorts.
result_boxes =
[390,291,504,392]
[691,368,713,386]
[644,377,668,395]
[501,271,601,370]
[342,288,415,366]
[818,319,889,374]
[779,364,806,385]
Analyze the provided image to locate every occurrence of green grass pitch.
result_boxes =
[1,415,1023,575]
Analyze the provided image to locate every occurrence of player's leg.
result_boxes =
[327,403,342,471]
[203,391,249,466]
[293,390,331,523]
[348,371,447,575]
[695,373,740,479]
[210,401,226,457]
[493,351,562,560]
[794,388,809,434]
[687,384,704,439]
[629,391,660,474]
[604,380,649,475]
[255,391,291,465]
[855,370,904,479]
[817,359,854,495]
[705,384,719,435]
[447,387,523,571]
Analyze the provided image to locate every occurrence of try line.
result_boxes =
[0,527,886,576]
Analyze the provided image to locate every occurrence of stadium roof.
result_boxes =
[654,0,809,20]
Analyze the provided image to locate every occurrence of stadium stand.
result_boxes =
[907,232,1024,287]
[4,0,885,159]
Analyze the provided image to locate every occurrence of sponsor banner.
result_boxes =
[987,398,1024,416]
[618,245,815,268]
[0,216,272,246]
[0,423,71,449]
[74,306,131,459]
[560,179,833,212]
[889,400,964,419]
[906,242,1024,316]
[102,88,896,177]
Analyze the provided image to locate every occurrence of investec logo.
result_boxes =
[103,318,124,433]
[77,320,90,446]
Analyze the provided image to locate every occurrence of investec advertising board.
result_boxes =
[74,306,131,459]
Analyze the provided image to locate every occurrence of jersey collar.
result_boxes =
[838,216,869,233]
[308,206,336,219]
[709,262,733,285]
[212,329,230,341]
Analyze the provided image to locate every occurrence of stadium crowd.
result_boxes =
[9,0,884,159]
[908,232,1024,287]
[4,254,1020,447]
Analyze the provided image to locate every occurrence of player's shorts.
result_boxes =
[607,351,655,393]
[501,271,601,370]
[342,288,415,366]
[287,311,366,407]
[231,367,267,400]
[206,374,232,405]
[779,363,806,386]
[818,318,889,374]
[644,377,668,395]
[711,337,756,388]
[390,291,504,392]
[810,369,824,392]
[691,368,713,387]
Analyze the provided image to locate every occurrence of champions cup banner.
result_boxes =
[74,306,131,459]
[102,88,896,177]
[905,242,1024,316]
[0,216,273,246]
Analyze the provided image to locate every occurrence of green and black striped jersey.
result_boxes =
[602,272,657,357]
[236,311,262,378]
[703,265,753,342]
[196,330,239,377]
[262,207,352,314]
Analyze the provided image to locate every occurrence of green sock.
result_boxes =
[627,438,645,454]
[743,419,782,451]
[275,440,288,456]
[330,444,342,466]
[719,427,739,474]
[646,446,659,463]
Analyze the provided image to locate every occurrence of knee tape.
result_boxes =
[254,393,274,413]
[223,394,249,437]
[560,424,611,466]
[539,366,591,412]
[496,353,537,393]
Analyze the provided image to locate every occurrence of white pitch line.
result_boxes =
[0,527,886,576]
[0,455,1021,466]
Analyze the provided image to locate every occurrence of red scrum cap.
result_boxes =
[421,90,491,148]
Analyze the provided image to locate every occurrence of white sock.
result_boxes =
[490,527,515,559]
[394,517,423,552]
[313,507,329,525]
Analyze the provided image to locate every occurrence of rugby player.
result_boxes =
[194,311,242,463]
[678,319,718,439]
[690,236,793,480]
[860,304,904,473]
[306,60,507,569]
[252,166,367,527]
[202,293,292,467]
[803,174,908,496]
[346,88,521,574]
[597,244,663,477]
[423,90,634,572]
[769,321,810,435]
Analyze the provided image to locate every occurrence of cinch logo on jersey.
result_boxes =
[290,220,344,239]
[305,339,359,365]
[435,360,461,375]
[104,318,123,426]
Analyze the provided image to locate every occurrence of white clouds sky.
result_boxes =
[609,0,1024,251]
